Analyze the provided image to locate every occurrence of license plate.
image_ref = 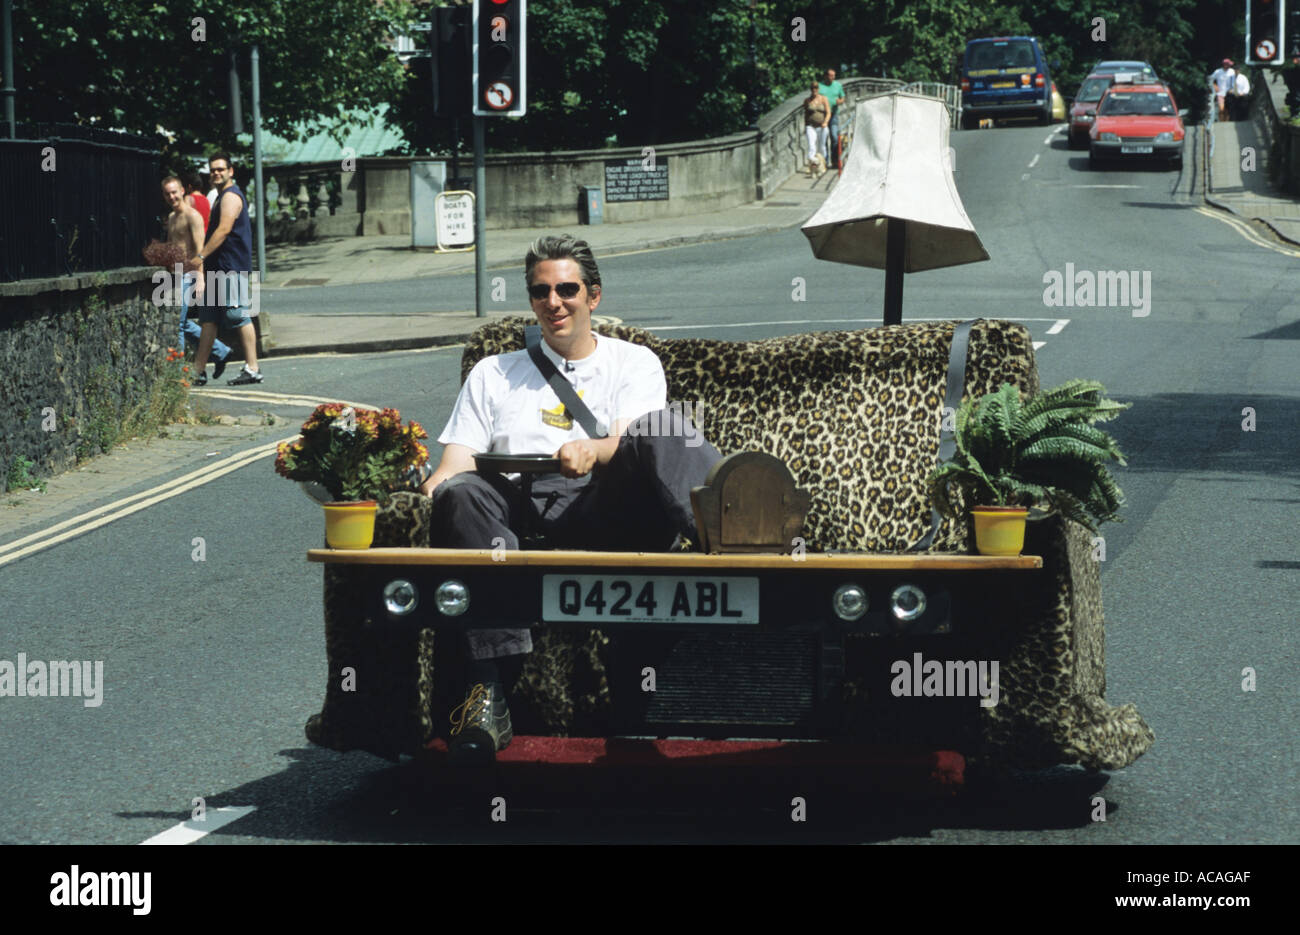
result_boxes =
[991,81,1015,89]
[542,575,759,624]
[1121,145,1153,154]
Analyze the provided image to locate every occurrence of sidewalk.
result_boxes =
[259,169,840,356]
[1205,70,1300,244]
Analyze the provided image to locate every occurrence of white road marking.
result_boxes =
[198,390,377,409]
[1043,132,1056,145]
[139,806,257,845]
[1047,319,1069,335]
[651,317,1071,332]
[1033,341,1047,350]
[265,345,463,363]
[1021,172,1031,180]
[1027,154,1040,168]
[1069,184,1141,189]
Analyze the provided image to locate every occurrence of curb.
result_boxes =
[262,332,474,357]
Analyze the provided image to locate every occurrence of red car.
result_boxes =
[1089,81,1185,170]
[1067,73,1119,148]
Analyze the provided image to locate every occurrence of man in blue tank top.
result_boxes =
[192,154,264,385]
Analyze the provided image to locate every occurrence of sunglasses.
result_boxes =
[528,282,582,300]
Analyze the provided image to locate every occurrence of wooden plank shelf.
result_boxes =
[308,548,1042,571]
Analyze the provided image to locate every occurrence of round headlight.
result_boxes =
[1099,132,1118,141]
[832,584,868,621]
[1155,131,1173,142]
[890,584,926,623]
[383,579,419,616]
[434,579,470,616]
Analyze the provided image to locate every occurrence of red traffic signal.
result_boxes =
[473,0,526,116]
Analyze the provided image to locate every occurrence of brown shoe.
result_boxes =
[448,681,513,764]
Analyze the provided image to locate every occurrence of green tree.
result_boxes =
[13,0,419,161]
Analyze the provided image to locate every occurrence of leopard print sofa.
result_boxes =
[308,318,1153,771]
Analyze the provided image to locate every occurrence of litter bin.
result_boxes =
[579,185,603,225]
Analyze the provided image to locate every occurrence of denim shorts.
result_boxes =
[195,270,252,329]
[196,302,252,329]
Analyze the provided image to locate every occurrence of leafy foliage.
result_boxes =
[13,0,418,163]
[275,404,429,503]
[928,379,1131,532]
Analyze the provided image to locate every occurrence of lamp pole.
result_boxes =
[2,0,16,138]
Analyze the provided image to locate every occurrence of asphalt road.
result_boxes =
[2,122,1297,846]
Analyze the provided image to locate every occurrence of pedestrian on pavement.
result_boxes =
[193,153,263,386]
[819,67,846,169]
[1229,69,1251,121]
[804,81,831,176]
[1209,58,1235,122]
[162,176,230,379]
[183,172,211,230]
[418,234,722,764]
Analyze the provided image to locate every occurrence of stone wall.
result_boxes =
[0,268,174,484]
[263,77,953,237]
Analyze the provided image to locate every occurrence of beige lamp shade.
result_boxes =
[801,92,989,271]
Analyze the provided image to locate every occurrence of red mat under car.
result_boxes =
[421,737,965,796]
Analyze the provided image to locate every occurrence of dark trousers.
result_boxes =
[428,407,723,659]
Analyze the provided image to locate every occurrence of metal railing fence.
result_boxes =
[0,124,159,284]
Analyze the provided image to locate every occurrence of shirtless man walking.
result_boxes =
[162,176,229,379]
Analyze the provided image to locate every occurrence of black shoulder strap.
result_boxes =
[524,325,608,439]
[909,319,977,552]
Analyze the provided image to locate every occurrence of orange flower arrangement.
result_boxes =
[275,404,429,502]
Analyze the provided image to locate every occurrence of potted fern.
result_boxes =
[927,380,1130,555]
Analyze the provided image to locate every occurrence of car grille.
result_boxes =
[611,631,821,732]
[1119,136,1155,142]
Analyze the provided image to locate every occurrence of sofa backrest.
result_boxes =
[460,318,1039,552]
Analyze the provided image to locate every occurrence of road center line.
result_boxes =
[1028,154,1040,169]
[1033,341,1046,350]
[1047,319,1069,335]
[1043,131,1056,145]
[139,806,258,845]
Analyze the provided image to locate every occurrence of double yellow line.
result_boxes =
[1193,206,1300,258]
[0,440,286,570]
[0,392,387,569]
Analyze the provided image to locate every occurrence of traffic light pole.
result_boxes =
[473,115,487,318]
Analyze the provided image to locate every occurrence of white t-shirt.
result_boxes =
[439,335,667,454]
[1211,68,1235,95]
[1234,72,1249,95]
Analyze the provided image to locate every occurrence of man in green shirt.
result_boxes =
[819,68,847,169]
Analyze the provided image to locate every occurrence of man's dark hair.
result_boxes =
[209,153,234,169]
[181,172,203,193]
[524,234,601,291]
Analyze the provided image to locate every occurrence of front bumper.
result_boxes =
[1090,139,1183,159]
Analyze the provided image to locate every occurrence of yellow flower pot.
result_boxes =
[972,506,1028,556]
[323,501,378,549]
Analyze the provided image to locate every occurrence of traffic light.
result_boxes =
[472,0,527,116]
[433,5,472,118]
[1288,0,1300,58]
[1246,0,1285,65]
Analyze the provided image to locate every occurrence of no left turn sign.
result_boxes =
[1256,39,1277,61]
